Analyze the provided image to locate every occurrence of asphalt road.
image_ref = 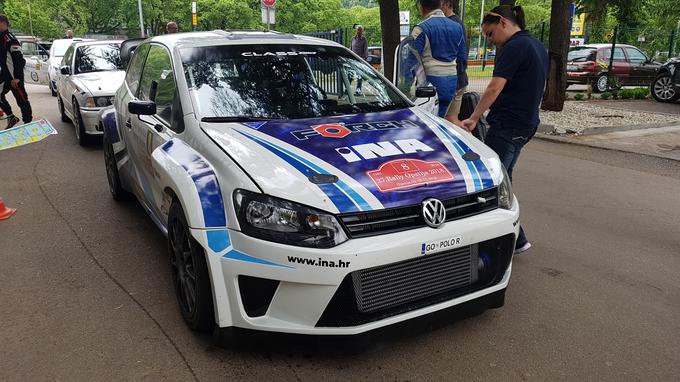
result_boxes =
[1,85,679,381]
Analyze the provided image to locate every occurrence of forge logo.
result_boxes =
[291,120,418,140]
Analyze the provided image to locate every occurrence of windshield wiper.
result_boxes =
[201,116,275,123]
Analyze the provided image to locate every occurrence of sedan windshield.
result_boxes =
[181,44,410,120]
[75,44,122,74]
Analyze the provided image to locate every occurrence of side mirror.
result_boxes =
[60,66,71,75]
[416,86,436,98]
[128,100,156,115]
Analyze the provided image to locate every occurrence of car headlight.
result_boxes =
[498,166,514,210]
[85,96,114,108]
[234,189,349,248]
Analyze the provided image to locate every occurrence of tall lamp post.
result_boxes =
[138,0,145,38]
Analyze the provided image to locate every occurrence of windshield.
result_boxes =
[52,40,75,57]
[75,44,122,74]
[181,44,409,120]
[568,48,596,62]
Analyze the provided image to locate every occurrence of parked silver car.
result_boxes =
[57,40,124,145]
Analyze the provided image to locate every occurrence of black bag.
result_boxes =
[458,92,489,142]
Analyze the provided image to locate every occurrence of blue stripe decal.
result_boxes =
[223,250,292,268]
[206,230,230,253]
[237,130,370,213]
[436,124,494,189]
[434,124,482,191]
[161,140,227,227]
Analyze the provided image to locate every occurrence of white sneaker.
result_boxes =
[514,242,532,255]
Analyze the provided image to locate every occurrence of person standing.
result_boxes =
[440,0,468,126]
[411,0,466,118]
[0,14,32,129]
[63,29,74,39]
[350,25,368,95]
[166,22,179,34]
[460,5,548,254]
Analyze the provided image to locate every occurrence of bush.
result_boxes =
[619,89,635,99]
[600,92,612,100]
[574,93,585,100]
[633,87,649,99]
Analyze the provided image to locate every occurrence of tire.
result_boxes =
[103,133,129,201]
[49,78,57,97]
[594,73,609,93]
[651,73,680,103]
[168,200,215,332]
[58,96,71,123]
[72,101,90,146]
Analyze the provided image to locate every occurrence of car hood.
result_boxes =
[202,108,503,214]
[73,70,125,95]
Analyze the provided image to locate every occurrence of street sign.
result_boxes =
[192,14,197,26]
[262,0,276,7]
[261,6,275,26]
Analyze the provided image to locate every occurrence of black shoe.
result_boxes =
[5,115,20,129]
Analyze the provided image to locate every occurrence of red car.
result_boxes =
[567,44,662,92]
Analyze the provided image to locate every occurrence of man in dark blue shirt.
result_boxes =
[461,5,548,254]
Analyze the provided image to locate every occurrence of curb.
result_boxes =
[534,133,680,162]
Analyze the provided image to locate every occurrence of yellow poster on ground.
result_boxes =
[0,118,57,151]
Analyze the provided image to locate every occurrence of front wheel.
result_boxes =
[58,96,71,123]
[168,201,215,332]
[651,73,679,103]
[73,102,90,146]
[103,133,129,201]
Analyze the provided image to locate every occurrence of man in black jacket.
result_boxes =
[0,14,32,129]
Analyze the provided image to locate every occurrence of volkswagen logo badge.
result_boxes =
[422,198,446,228]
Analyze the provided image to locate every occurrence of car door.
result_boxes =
[58,45,77,113]
[393,37,438,116]
[129,44,182,216]
[625,47,658,85]
[21,41,49,85]
[601,47,630,82]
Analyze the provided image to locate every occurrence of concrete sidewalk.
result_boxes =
[536,125,680,162]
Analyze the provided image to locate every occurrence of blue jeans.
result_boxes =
[427,75,458,117]
[484,128,533,247]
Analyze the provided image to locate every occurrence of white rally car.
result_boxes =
[100,31,519,338]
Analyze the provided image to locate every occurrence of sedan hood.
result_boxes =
[74,70,125,95]
[202,108,502,214]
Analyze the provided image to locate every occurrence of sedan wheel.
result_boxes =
[168,201,215,332]
[595,74,609,93]
[72,102,88,146]
[651,74,679,103]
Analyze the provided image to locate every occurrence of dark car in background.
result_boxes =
[567,44,662,92]
[650,57,680,103]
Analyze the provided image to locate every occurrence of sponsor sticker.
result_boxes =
[421,237,463,255]
[367,158,454,192]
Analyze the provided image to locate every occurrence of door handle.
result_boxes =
[125,119,132,129]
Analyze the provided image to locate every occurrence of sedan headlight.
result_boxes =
[498,166,514,210]
[85,96,114,108]
[234,189,348,248]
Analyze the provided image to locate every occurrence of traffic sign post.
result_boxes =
[261,0,276,30]
[192,1,197,31]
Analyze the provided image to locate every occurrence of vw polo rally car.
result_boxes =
[100,31,520,337]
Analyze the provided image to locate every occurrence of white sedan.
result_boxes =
[57,40,123,145]
[100,31,519,339]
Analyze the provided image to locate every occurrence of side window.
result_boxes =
[61,46,74,68]
[626,48,648,64]
[125,44,150,96]
[603,48,626,62]
[138,45,182,132]
[22,42,37,56]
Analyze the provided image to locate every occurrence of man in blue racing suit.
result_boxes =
[411,0,466,118]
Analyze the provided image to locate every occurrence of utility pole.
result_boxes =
[138,0,145,38]
[476,0,485,59]
[28,0,34,36]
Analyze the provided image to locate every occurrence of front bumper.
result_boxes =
[193,200,520,335]
[80,107,106,135]
[567,72,595,84]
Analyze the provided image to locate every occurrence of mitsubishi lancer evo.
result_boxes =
[100,30,520,338]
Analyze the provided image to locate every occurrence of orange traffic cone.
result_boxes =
[0,197,17,220]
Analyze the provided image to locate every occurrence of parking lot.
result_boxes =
[0,85,678,381]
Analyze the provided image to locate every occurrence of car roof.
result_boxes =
[72,40,123,48]
[147,30,341,50]
[576,44,637,49]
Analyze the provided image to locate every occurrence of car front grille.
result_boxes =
[316,234,515,327]
[352,246,478,313]
[338,188,498,238]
